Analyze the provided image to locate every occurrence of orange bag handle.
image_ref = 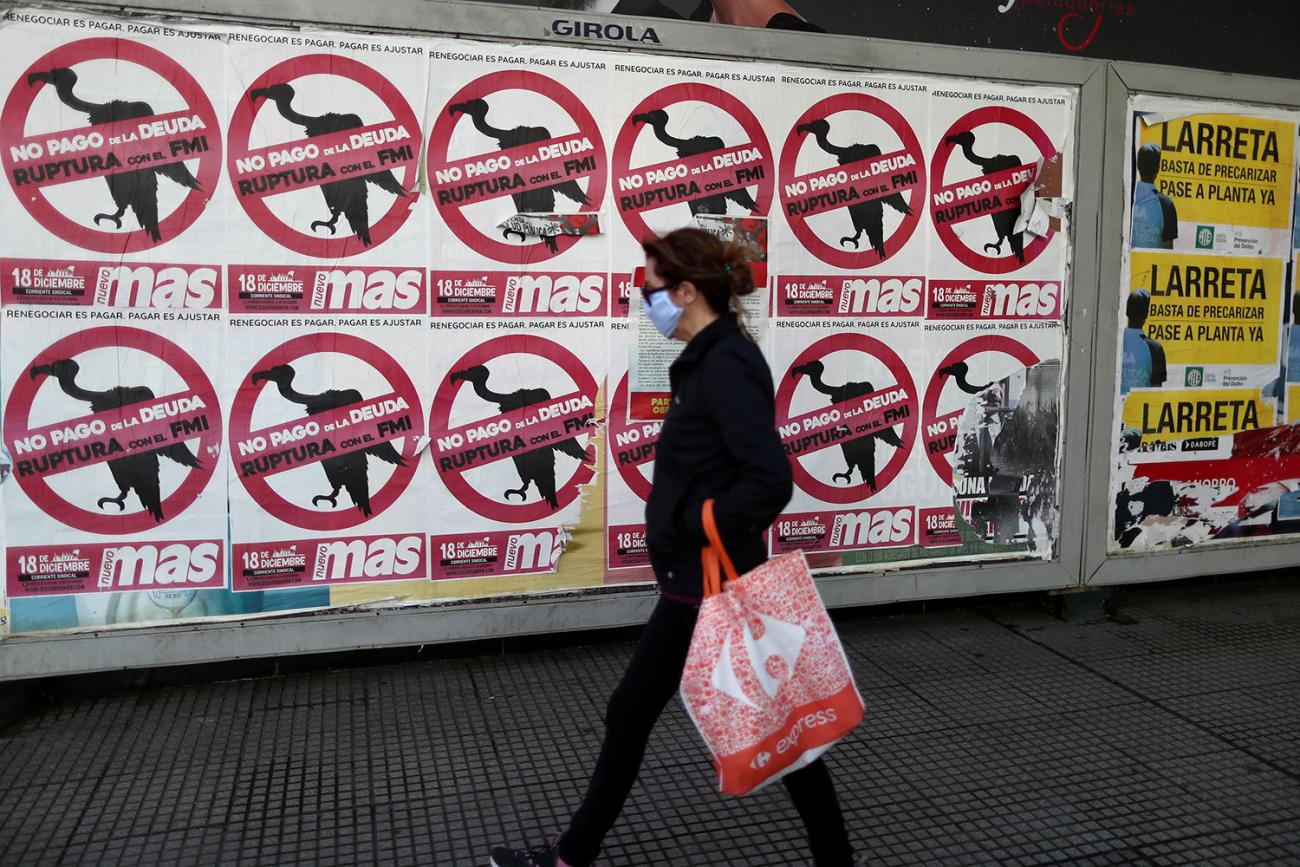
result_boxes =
[700,499,738,598]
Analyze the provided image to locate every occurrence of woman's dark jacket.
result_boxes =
[645,312,793,599]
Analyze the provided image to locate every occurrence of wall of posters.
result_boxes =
[1109,96,1300,552]
[0,7,1079,637]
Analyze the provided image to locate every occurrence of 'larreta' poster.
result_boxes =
[1130,102,1293,257]
[1287,179,1300,424]
[1111,97,1300,552]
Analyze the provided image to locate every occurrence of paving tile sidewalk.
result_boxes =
[2,574,1298,866]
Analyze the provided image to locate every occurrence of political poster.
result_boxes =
[1121,251,1284,418]
[605,319,656,579]
[0,11,227,262]
[927,82,1073,290]
[225,287,429,595]
[1,301,228,616]
[610,55,778,421]
[609,52,779,275]
[426,40,610,316]
[773,68,929,321]
[1288,186,1300,423]
[917,323,1061,552]
[1110,99,1300,553]
[626,259,771,422]
[768,318,922,564]
[428,317,603,582]
[225,28,427,265]
[1130,99,1294,257]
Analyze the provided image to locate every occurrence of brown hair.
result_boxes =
[642,227,756,315]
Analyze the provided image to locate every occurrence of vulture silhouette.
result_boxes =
[27,68,202,241]
[29,359,202,521]
[631,108,760,217]
[250,364,406,517]
[937,361,994,395]
[944,130,1028,263]
[449,364,589,510]
[790,359,904,491]
[249,83,413,246]
[448,98,592,252]
[796,118,912,257]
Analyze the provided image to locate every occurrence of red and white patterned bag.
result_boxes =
[680,500,865,796]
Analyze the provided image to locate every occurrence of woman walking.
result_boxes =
[490,228,858,867]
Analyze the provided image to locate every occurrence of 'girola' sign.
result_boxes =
[550,19,662,44]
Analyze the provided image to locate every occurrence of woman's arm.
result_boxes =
[681,344,793,546]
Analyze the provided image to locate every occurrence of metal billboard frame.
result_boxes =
[0,0,1106,678]
[1083,63,1300,587]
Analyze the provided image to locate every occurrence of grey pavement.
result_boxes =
[1,574,1298,866]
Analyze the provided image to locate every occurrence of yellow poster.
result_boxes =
[1289,266,1300,423]
[1134,112,1295,256]
[1138,113,1293,227]
[1128,251,1283,366]
[1123,388,1270,441]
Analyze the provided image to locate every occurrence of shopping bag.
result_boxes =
[679,500,865,796]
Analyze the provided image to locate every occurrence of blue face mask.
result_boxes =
[643,288,684,339]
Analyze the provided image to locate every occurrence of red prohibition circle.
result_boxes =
[431,334,598,522]
[227,54,422,258]
[3,326,222,533]
[779,93,925,269]
[922,335,1040,483]
[231,332,425,531]
[929,106,1057,274]
[613,82,773,242]
[776,333,917,504]
[427,70,607,264]
[2,38,222,254]
[610,372,656,501]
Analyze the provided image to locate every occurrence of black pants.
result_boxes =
[558,596,854,867]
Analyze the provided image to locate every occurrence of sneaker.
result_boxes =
[489,840,561,867]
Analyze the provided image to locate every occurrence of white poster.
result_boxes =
[225,298,430,593]
[225,27,428,268]
[2,308,227,601]
[773,67,930,320]
[926,81,1074,309]
[425,39,611,318]
[428,318,603,581]
[0,10,228,264]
